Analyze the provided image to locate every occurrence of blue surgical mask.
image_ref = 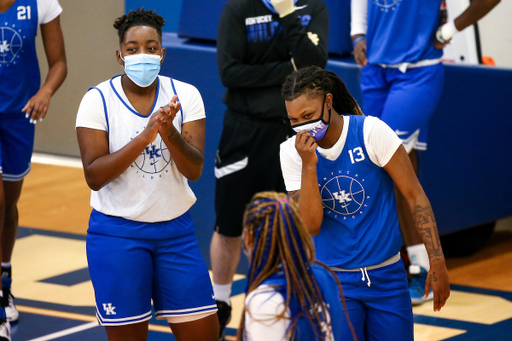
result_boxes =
[291,95,332,142]
[121,53,162,87]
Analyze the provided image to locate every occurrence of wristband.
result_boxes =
[436,21,458,44]
[352,36,366,47]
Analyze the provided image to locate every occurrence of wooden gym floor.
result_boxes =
[10,156,512,340]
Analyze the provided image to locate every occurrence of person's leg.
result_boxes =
[0,112,33,325]
[169,314,219,341]
[212,111,289,338]
[105,322,148,341]
[364,262,414,341]
[0,176,10,341]
[86,227,153,337]
[360,64,390,118]
[378,64,445,305]
[153,224,218,340]
[335,271,368,341]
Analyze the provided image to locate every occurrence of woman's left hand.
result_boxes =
[22,88,53,124]
[157,95,181,129]
[426,260,450,312]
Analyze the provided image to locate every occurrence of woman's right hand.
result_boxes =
[353,39,368,67]
[295,131,318,166]
[140,111,163,144]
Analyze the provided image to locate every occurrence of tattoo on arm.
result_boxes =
[288,190,301,203]
[413,205,444,262]
[166,131,203,166]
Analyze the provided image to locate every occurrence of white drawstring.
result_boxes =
[360,267,371,287]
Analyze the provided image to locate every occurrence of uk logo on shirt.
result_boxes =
[320,170,370,220]
[131,131,171,178]
[0,26,23,64]
[373,0,401,12]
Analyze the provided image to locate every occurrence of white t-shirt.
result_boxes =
[38,0,63,25]
[244,285,290,341]
[280,115,402,192]
[76,75,205,222]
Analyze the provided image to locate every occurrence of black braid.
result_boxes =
[282,66,363,116]
[114,8,166,44]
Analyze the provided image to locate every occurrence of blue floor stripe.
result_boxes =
[38,267,91,286]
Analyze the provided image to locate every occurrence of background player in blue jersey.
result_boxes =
[279,66,449,340]
[76,9,218,341]
[212,0,329,338]
[0,0,67,337]
[240,191,354,341]
[350,0,500,305]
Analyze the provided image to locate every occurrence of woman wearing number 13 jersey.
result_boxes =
[279,66,449,340]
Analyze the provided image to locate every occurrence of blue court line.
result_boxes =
[18,226,87,241]
[38,267,91,287]
[450,283,512,302]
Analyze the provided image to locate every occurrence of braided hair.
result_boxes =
[239,191,343,341]
[282,65,363,116]
[113,8,165,44]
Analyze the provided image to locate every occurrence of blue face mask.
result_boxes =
[291,95,332,142]
[121,53,162,87]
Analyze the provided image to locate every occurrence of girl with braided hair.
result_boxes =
[240,191,352,341]
[76,8,218,341]
[279,66,449,340]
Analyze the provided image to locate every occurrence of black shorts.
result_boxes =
[214,109,291,237]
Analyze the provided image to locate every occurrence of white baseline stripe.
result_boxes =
[31,152,83,169]
[26,321,99,341]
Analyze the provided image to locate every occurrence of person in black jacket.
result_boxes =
[210,0,329,339]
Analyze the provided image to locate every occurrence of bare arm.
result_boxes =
[76,114,162,191]
[384,145,450,312]
[157,96,205,181]
[23,15,67,122]
[454,0,500,31]
[293,131,324,236]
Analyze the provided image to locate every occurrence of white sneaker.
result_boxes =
[0,319,10,341]
[3,290,18,323]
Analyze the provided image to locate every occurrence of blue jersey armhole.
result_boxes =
[88,87,109,133]
[170,78,184,122]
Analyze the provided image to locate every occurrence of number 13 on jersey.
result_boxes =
[348,147,365,164]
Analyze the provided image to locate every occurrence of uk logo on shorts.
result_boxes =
[320,171,370,219]
[102,303,116,315]
[0,26,23,64]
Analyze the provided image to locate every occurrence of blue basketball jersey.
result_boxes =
[366,0,443,65]
[0,0,40,113]
[262,264,343,340]
[313,115,402,269]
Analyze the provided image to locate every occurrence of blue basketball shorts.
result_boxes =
[335,260,413,341]
[86,215,217,326]
[361,63,445,152]
[0,112,35,181]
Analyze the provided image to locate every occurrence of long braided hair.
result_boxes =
[113,8,165,44]
[282,65,363,116]
[238,192,346,341]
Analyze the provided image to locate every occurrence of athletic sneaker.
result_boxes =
[0,319,10,341]
[409,265,434,305]
[2,288,17,324]
[216,300,232,341]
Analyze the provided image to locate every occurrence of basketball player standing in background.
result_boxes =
[212,0,329,338]
[351,0,500,306]
[0,0,67,338]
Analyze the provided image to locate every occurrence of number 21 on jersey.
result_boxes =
[348,147,365,164]
[18,6,31,20]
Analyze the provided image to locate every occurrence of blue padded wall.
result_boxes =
[126,0,183,33]
[178,0,353,56]
[161,33,512,251]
